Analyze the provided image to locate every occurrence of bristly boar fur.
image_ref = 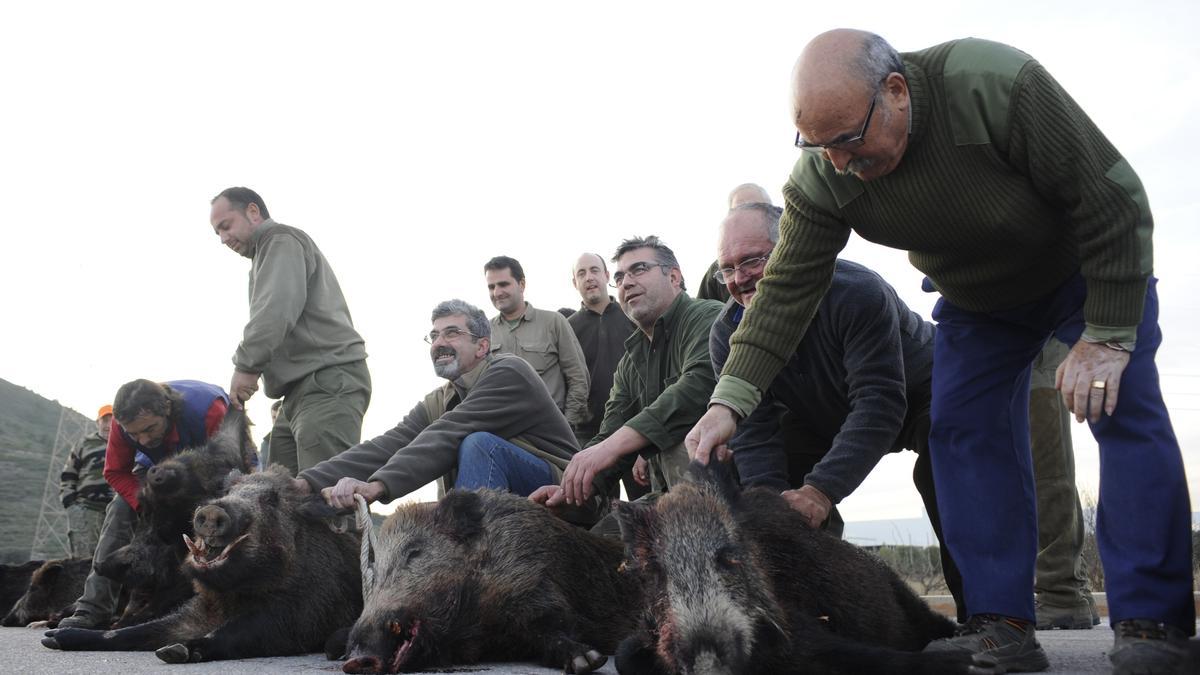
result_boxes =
[2,558,91,627]
[341,489,642,674]
[1,560,45,620]
[97,407,256,628]
[42,466,362,663]
[614,459,977,675]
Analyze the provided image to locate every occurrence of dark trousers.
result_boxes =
[929,274,1193,630]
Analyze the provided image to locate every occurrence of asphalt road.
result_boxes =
[0,621,1152,674]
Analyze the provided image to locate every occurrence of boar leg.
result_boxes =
[155,610,297,663]
[525,612,608,674]
[614,631,669,675]
[42,614,182,651]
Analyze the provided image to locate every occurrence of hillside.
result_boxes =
[0,378,90,563]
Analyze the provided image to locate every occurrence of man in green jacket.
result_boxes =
[211,187,371,475]
[687,30,1192,674]
[297,299,580,508]
[59,404,115,558]
[535,236,722,510]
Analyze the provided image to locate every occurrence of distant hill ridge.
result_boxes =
[0,378,89,563]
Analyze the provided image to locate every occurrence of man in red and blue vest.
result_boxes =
[58,379,230,629]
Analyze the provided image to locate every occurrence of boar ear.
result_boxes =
[434,490,485,543]
[223,469,246,493]
[296,495,351,533]
[34,561,64,585]
[615,500,657,565]
[686,456,742,507]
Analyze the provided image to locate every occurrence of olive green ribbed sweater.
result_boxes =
[719,38,1153,401]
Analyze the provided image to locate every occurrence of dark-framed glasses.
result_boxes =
[424,326,478,344]
[794,92,878,154]
[611,261,670,288]
[712,254,770,283]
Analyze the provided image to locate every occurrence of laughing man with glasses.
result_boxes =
[296,299,584,512]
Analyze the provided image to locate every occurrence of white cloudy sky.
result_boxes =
[1,0,1197,520]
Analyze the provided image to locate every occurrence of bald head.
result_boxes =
[790,29,910,182]
[571,251,611,310]
[727,183,772,209]
[793,29,898,126]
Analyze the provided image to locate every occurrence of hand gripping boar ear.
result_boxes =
[615,461,977,675]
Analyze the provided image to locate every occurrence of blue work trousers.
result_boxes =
[929,274,1193,632]
[453,432,556,496]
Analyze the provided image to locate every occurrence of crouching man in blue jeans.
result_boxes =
[296,299,581,508]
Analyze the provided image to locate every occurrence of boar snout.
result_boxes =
[193,505,232,540]
[342,655,384,674]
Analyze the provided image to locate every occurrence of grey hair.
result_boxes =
[855,32,905,88]
[612,235,687,292]
[730,203,783,244]
[726,183,772,209]
[431,299,491,340]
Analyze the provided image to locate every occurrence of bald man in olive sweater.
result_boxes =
[688,30,1192,674]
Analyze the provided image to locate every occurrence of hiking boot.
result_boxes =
[924,614,1050,672]
[1109,619,1190,675]
[55,610,107,629]
[1035,596,1100,630]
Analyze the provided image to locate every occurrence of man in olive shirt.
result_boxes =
[534,236,722,509]
[298,299,579,508]
[484,255,590,428]
[211,187,370,475]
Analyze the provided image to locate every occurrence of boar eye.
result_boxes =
[405,548,422,564]
[715,546,741,570]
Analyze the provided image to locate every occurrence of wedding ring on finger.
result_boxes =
[1091,379,1106,390]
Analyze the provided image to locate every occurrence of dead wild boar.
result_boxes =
[614,459,979,675]
[2,558,91,627]
[41,466,362,663]
[97,407,256,628]
[341,489,642,674]
[1,560,44,619]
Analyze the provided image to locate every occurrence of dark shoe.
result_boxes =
[924,614,1050,672]
[55,611,106,629]
[1109,619,1189,675]
[1035,597,1099,630]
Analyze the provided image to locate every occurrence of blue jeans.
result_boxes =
[453,432,556,496]
[929,274,1193,631]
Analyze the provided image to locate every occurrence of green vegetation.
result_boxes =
[0,378,89,563]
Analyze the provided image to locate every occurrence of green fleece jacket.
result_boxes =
[298,353,579,501]
[717,38,1153,411]
[594,293,723,456]
[235,219,367,398]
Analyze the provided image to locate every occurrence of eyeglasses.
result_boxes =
[712,255,770,283]
[424,326,478,344]
[794,91,878,154]
[610,261,670,288]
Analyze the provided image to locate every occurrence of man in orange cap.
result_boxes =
[59,405,116,558]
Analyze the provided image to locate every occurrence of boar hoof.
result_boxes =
[40,637,61,650]
[156,643,193,663]
[570,649,608,674]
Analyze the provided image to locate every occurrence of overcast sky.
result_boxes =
[2,0,1196,523]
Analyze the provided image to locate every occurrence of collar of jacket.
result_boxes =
[243,218,279,259]
[624,291,692,351]
[901,59,929,150]
[443,352,497,404]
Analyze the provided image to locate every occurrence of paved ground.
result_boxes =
[0,620,1158,674]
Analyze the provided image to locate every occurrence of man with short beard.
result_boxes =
[533,236,722,515]
[297,300,581,508]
